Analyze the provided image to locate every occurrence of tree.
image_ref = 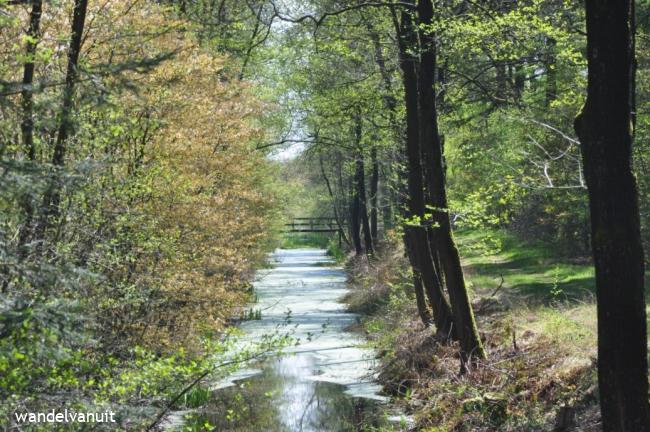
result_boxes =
[417,0,485,363]
[17,0,43,248]
[20,0,42,161]
[392,2,454,335]
[574,1,650,430]
[35,0,89,242]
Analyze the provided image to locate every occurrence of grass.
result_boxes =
[457,228,650,336]
[345,228,620,431]
[456,229,597,303]
[279,232,348,262]
[280,232,334,248]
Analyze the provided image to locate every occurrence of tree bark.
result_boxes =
[404,233,432,325]
[392,3,454,334]
[352,114,373,255]
[370,146,379,241]
[17,0,43,249]
[21,0,43,160]
[495,60,507,104]
[36,0,88,242]
[574,1,650,430]
[406,226,455,336]
[53,0,88,166]
[417,0,485,363]
[319,155,350,247]
[544,37,557,107]
[514,63,525,100]
[350,175,363,255]
[412,274,431,325]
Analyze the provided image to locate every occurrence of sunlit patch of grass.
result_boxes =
[511,304,597,373]
[459,228,650,303]
[279,232,334,248]
[458,228,600,303]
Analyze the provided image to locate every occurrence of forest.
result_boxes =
[0,0,649,431]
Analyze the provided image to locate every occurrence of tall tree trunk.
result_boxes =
[17,0,43,249]
[368,25,397,232]
[354,150,374,256]
[353,114,373,255]
[514,63,525,100]
[53,0,87,167]
[544,37,557,107]
[21,0,42,160]
[495,60,507,104]
[350,175,363,256]
[392,3,454,334]
[319,155,350,247]
[574,1,650,430]
[36,0,88,241]
[335,150,350,245]
[417,0,485,363]
[381,165,394,231]
[370,146,379,241]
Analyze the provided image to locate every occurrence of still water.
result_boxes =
[176,249,403,431]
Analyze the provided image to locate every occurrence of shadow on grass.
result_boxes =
[458,229,598,304]
[459,228,650,305]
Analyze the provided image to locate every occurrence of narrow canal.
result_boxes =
[180,248,404,431]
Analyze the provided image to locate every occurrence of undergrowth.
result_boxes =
[346,229,603,431]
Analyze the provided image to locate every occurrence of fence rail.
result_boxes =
[283,217,344,233]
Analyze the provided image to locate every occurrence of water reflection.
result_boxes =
[180,249,401,431]
[184,357,391,431]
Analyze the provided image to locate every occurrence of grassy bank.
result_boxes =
[345,229,612,431]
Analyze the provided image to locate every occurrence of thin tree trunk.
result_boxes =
[17,0,43,249]
[380,165,393,231]
[545,37,557,107]
[335,150,350,245]
[238,3,264,80]
[36,0,88,241]
[417,0,485,363]
[370,146,379,241]
[319,155,350,247]
[350,168,363,255]
[412,274,430,325]
[495,61,507,104]
[514,63,525,100]
[357,166,374,256]
[404,234,432,325]
[352,114,373,255]
[368,25,397,232]
[21,0,42,160]
[574,1,650,430]
[53,0,87,166]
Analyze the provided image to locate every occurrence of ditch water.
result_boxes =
[168,248,405,431]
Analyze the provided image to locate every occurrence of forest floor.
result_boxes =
[343,229,650,431]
